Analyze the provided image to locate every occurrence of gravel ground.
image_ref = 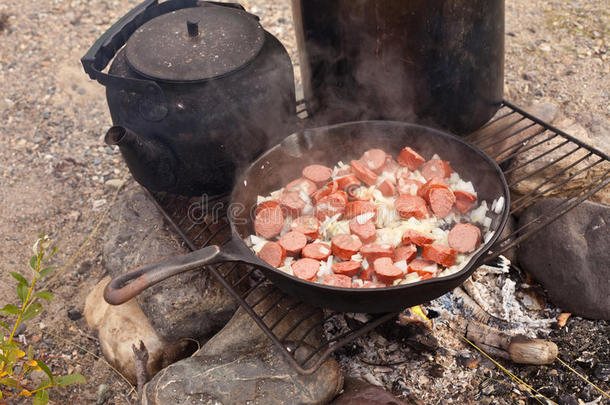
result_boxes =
[0,0,607,404]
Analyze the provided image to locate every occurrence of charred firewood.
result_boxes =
[450,317,558,365]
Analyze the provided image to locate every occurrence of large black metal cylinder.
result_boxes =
[292,0,505,134]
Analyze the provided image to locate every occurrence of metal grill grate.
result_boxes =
[147,100,609,375]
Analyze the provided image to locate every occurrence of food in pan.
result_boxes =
[248,146,504,288]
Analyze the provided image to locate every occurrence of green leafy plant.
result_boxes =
[1,233,86,404]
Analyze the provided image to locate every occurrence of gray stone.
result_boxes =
[142,287,343,405]
[103,183,237,340]
[517,198,610,319]
[509,118,609,204]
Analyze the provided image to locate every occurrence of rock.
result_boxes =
[67,307,83,320]
[96,383,111,405]
[330,377,408,405]
[142,287,343,405]
[469,101,559,163]
[103,178,125,189]
[517,198,610,319]
[103,184,237,341]
[84,277,188,384]
[592,363,610,382]
[508,118,609,204]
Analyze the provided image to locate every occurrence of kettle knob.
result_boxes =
[187,20,199,37]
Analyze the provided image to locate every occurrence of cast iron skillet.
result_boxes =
[104,121,510,313]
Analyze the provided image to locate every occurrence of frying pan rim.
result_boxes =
[228,119,510,294]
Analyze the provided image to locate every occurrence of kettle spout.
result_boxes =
[105,126,177,191]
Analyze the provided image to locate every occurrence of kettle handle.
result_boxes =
[80,0,202,121]
[80,0,248,88]
[80,0,249,121]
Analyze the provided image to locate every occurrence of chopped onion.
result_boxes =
[483,216,492,228]
[484,230,495,244]
[394,260,407,272]
[401,273,421,284]
[494,196,505,214]
[356,211,375,225]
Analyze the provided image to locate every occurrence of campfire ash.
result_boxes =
[322,256,580,404]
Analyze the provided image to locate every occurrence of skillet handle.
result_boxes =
[104,245,222,305]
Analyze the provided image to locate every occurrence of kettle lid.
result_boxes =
[125,5,265,83]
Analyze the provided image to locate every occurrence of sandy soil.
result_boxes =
[0,0,607,404]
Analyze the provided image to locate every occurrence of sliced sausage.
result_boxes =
[254,205,284,239]
[331,233,363,260]
[397,178,423,196]
[377,179,396,197]
[258,242,286,268]
[360,243,394,262]
[395,195,429,220]
[373,257,404,284]
[351,159,378,186]
[315,192,347,220]
[332,260,362,277]
[428,187,456,218]
[422,244,456,267]
[345,200,377,219]
[349,218,377,244]
[420,159,453,181]
[448,223,482,253]
[401,229,434,246]
[301,243,332,260]
[302,164,332,185]
[407,259,438,277]
[394,244,417,262]
[285,178,317,196]
[291,258,320,281]
[311,180,338,204]
[418,177,448,200]
[255,200,279,216]
[362,281,387,288]
[290,216,320,241]
[323,273,352,288]
[279,231,307,256]
[397,147,425,170]
[279,191,306,217]
[360,149,387,173]
[454,190,478,214]
[336,174,361,193]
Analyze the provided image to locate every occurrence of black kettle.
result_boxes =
[82,0,296,196]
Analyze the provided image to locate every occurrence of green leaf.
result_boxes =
[30,255,39,270]
[38,266,56,278]
[36,378,51,390]
[0,320,9,330]
[0,376,18,387]
[1,304,20,315]
[22,302,43,321]
[36,361,54,385]
[0,353,8,363]
[9,271,28,286]
[33,389,49,405]
[17,283,29,303]
[34,291,53,302]
[27,344,34,360]
[56,373,86,387]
